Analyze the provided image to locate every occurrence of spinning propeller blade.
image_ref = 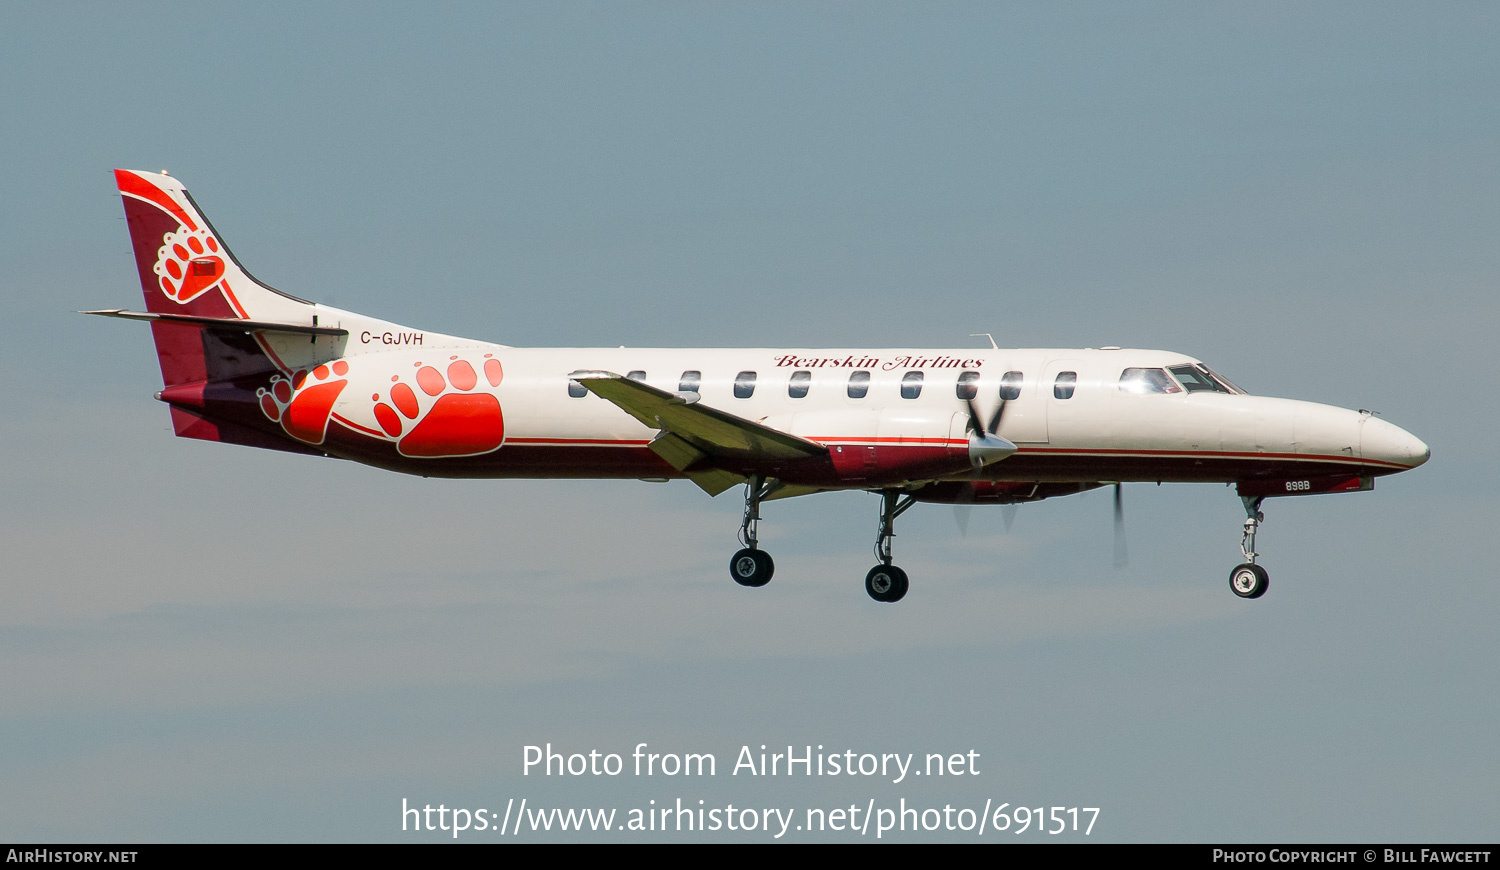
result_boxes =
[987,397,1007,436]
[1113,482,1128,569]
[964,397,985,437]
[954,503,972,537]
[953,391,1020,533]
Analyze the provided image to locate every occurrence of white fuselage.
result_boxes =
[303,314,1428,485]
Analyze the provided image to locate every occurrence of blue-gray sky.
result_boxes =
[1,2,1495,842]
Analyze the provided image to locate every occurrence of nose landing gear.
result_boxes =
[729,476,776,587]
[1229,495,1269,599]
[866,490,916,603]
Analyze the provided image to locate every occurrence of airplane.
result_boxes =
[89,169,1431,603]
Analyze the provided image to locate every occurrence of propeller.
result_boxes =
[964,396,1016,468]
[964,395,1005,441]
[954,395,1018,535]
[955,500,973,537]
[1112,482,1128,569]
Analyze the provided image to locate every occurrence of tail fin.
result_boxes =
[115,169,316,386]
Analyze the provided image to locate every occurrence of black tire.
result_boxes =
[865,564,909,603]
[730,548,773,587]
[1229,563,1269,599]
[888,566,909,602]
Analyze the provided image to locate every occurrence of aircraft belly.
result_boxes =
[993,451,1376,483]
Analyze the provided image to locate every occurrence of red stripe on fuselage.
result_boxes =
[1019,446,1414,471]
[350,432,1410,470]
[809,436,963,446]
[506,437,654,446]
[311,419,1415,482]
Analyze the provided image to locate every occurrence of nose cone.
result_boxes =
[1361,416,1430,469]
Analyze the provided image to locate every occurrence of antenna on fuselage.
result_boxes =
[969,333,998,349]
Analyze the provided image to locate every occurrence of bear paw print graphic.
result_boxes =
[258,361,350,445]
[373,355,504,457]
[154,227,226,303]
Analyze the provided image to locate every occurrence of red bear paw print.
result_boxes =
[154,227,226,303]
[373,355,504,457]
[258,360,350,445]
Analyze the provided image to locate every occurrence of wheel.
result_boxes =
[889,567,909,602]
[730,548,773,587]
[1229,563,1269,599]
[865,564,909,603]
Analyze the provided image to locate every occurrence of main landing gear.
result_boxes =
[866,491,916,603]
[1229,495,1270,599]
[729,476,776,587]
[725,482,918,604]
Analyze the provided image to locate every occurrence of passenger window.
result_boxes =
[999,371,1023,401]
[1053,371,1077,400]
[901,371,924,399]
[1118,367,1181,394]
[955,371,979,400]
[788,370,812,399]
[847,370,871,399]
[567,370,587,399]
[626,370,646,382]
[734,371,757,398]
[678,370,701,393]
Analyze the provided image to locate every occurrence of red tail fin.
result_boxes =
[115,169,313,387]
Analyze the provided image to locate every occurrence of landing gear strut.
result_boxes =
[1229,495,1269,599]
[866,490,915,603]
[729,476,776,587]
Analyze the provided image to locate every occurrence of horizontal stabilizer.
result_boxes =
[82,308,348,337]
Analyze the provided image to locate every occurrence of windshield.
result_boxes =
[1168,364,1243,394]
[1201,366,1245,394]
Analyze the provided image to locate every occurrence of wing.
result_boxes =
[574,371,828,495]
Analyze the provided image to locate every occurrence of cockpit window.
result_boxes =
[1202,366,1245,394]
[1168,364,1239,394]
[1119,367,1182,394]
